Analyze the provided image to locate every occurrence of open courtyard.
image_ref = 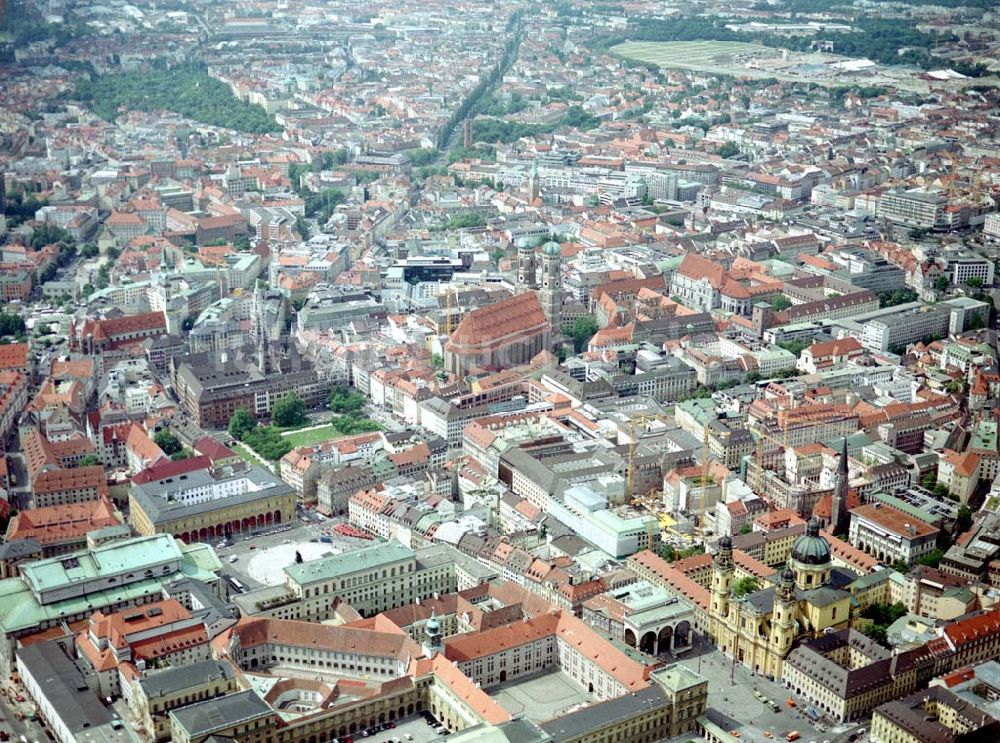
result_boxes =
[491,669,594,723]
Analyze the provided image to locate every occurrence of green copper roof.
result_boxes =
[284,540,414,585]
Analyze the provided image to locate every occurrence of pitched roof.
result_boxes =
[32,465,108,496]
[5,496,119,545]
[448,292,548,349]
[851,503,938,539]
[0,343,29,371]
[677,252,726,289]
[445,610,654,693]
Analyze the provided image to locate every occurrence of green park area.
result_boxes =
[280,424,350,449]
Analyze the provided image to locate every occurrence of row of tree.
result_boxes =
[436,9,527,149]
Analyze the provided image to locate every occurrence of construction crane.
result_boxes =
[444,289,455,337]
[626,414,670,554]
[752,421,790,501]
[942,151,960,201]
[698,424,711,533]
[972,166,989,208]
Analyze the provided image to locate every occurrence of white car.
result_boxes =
[228,555,238,563]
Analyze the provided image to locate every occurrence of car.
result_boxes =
[228,555,238,563]
[388,722,396,729]
[249,545,256,550]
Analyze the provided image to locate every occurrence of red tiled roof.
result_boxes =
[0,343,29,371]
[944,607,1000,649]
[677,252,726,289]
[193,436,237,462]
[131,454,212,484]
[448,292,547,349]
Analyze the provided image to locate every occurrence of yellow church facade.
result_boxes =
[709,518,855,679]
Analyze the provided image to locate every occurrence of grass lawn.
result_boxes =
[610,40,768,70]
[234,442,274,472]
[280,423,345,448]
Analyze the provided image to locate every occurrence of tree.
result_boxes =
[733,576,760,597]
[879,288,918,308]
[154,430,182,456]
[76,454,101,467]
[862,622,888,645]
[0,313,26,337]
[242,425,292,461]
[74,65,280,134]
[571,316,600,353]
[562,105,601,131]
[777,339,809,357]
[739,524,752,535]
[916,549,944,568]
[328,386,366,415]
[405,148,438,166]
[430,353,444,369]
[935,276,949,292]
[770,295,792,311]
[272,392,306,428]
[170,450,191,461]
[442,213,486,231]
[891,559,910,573]
[968,276,983,289]
[228,408,256,441]
[956,504,973,534]
[862,602,907,626]
[717,142,740,159]
[295,215,311,241]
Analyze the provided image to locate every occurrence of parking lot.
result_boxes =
[332,712,452,743]
[675,641,866,743]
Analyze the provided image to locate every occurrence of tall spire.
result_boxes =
[831,438,849,536]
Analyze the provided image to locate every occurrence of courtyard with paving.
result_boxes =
[491,669,594,723]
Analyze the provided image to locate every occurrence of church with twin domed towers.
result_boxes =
[709,517,856,679]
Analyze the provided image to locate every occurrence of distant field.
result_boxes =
[611,40,769,70]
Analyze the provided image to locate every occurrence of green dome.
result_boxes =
[790,518,831,566]
[542,241,561,257]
